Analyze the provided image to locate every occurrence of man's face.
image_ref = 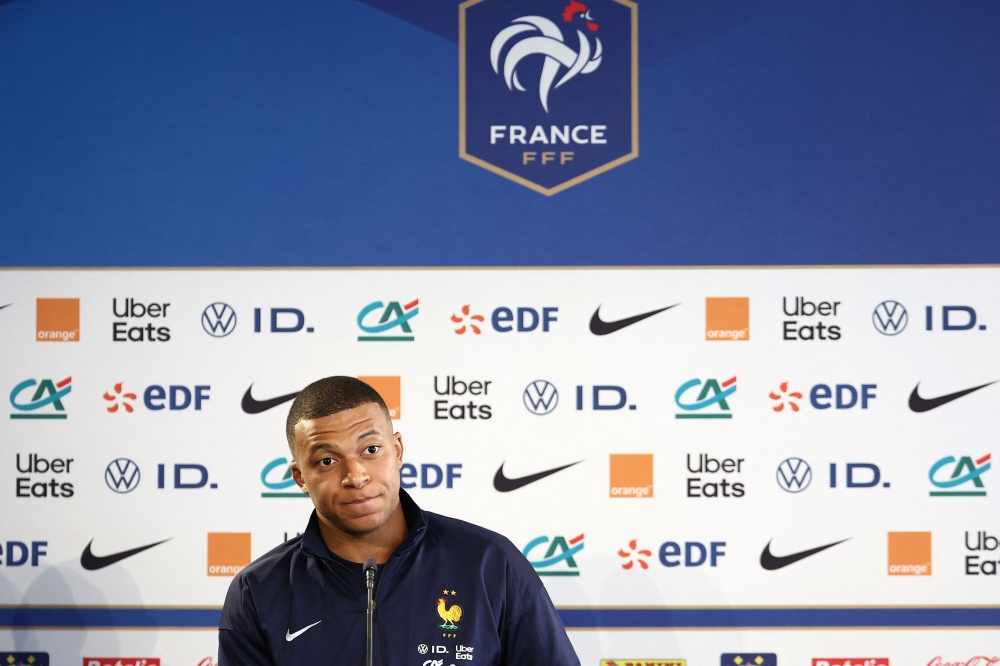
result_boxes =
[290,402,403,537]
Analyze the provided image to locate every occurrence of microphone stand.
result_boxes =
[363,557,377,666]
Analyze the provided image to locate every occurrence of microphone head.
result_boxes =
[363,557,377,574]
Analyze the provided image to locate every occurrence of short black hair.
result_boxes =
[285,376,393,452]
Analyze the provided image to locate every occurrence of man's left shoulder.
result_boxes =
[423,511,530,567]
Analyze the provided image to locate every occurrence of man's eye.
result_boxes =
[365,445,380,455]
[318,458,334,467]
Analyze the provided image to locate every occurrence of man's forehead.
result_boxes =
[296,403,388,441]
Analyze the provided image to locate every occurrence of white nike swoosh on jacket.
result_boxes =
[285,620,322,641]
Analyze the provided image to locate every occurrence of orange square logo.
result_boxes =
[358,376,401,418]
[705,297,749,341]
[36,298,80,342]
[887,531,931,576]
[610,454,653,498]
[207,532,251,577]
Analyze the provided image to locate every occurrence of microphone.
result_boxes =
[363,557,377,666]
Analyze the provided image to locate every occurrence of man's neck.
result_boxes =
[318,501,409,564]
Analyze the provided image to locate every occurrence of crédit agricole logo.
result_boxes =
[460,0,638,194]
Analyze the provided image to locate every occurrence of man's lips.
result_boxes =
[344,495,379,507]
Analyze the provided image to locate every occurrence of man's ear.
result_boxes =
[290,459,307,492]
[394,432,404,468]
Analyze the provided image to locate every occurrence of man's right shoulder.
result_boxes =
[231,535,303,589]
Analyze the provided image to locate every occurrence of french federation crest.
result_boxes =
[460,0,638,195]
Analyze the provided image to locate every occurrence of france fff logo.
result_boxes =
[460,0,638,195]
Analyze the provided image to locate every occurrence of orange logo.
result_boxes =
[705,297,749,341]
[207,532,251,577]
[610,454,653,498]
[887,531,931,576]
[357,376,401,419]
[36,298,80,342]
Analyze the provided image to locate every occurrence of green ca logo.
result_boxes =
[523,533,584,576]
[357,299,420,342]
[10,377,72,420]
[929,454,991,497]
[675,377,737,419]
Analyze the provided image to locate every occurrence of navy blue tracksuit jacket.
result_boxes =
[219,490,580,666]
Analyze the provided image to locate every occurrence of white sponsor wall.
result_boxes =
[1,268,997,665]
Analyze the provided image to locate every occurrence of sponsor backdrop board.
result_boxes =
[2,268,998,664]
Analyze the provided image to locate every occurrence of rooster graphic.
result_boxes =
[490,1,603,113]
[436,597,463,630]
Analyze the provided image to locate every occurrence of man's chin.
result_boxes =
[329,506,387,536]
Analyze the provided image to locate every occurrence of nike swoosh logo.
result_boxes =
[493,461,583,492]
[242,383,300,414]
[590,304,680,335]
[759,538,849,571]
[286,620,321,641]
[80,538,171,570]
[0,304,12,311]
[908,381,997,413]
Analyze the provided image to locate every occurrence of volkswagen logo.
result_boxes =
[417,645,429,655]
[523,380,558,415]
[776,457,812,493]
[872,300,908,336]
[105,458,141,493]
[202,302,237,337]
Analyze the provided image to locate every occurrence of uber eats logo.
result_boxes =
[686,454,744,498]
[15,454,74,498]
[112,298,171,342]
[782,296,842,341]
[434,376,492,420]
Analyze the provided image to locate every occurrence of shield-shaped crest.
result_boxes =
[460,0,638,195]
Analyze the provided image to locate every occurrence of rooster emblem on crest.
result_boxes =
[490,1,603,113]
[436,596,463,630]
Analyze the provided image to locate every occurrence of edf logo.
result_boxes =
[400,463,462,489]
[491,307,558,332]
[144,385,210,410]
[659,541,726,567]
[810,384,876,409]
[0,541,47,566]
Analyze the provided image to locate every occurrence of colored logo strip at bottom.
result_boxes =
[0,607,997,628]
[558,607,1000,628]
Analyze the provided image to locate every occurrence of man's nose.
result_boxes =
[342,458,370,487]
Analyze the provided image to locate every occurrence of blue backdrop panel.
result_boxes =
[1,0,999,266]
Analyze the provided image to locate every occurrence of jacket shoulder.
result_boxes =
[423,512,534,570]
[231,535,301,588]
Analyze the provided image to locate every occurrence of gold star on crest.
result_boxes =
[733,658,743,665]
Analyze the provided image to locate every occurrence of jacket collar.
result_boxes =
[300,488,427,561]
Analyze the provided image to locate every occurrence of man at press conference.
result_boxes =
[219,376,580,665]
